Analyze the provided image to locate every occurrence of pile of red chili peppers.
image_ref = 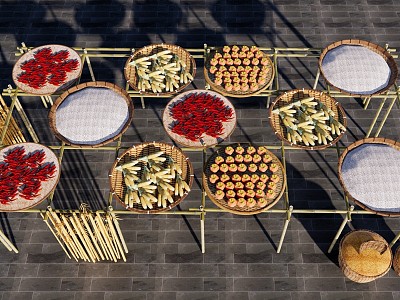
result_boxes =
[170,92,233,141]
[17,47,79,89]
[0,147,56,204]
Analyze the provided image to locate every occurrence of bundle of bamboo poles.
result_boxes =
[0,95,26,145]
[41,204,128,262]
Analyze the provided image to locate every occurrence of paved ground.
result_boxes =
[0,0,400,299]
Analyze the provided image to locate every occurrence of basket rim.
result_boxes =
[0,142,61,212]
[204,45,275,98]
[268,89,348,150]
[124,43,197,96]
[12,44,83,96]
[318,39,399,97]
[48,81,134,148]
[202,143,286,215]
[162,89,237,148]
[337,137,400,217]
[108,142,194,214]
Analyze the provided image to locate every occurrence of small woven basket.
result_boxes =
[124,44,196,96]
[338,137,400,217]
[204,46,274,98]
[339,230,392,283]
[319,39,398,97]
[203,143,286,215]
[109,142,193,213]
[269,89,347,150]
[394,247,400,276]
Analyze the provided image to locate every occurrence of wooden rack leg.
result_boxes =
[83,49,96,81]
[363,96,371,110]
[312,69,320,89]
[365,97,387,138]
[389,231,400,248]
[200,206,205,254]
[328,205,354,253]
[0,229,18,253]
[374,94,397,137]
[277,205,293,253]
[140,96,145,109]
[39,96,48,108]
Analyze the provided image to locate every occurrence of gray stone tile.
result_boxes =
[320,291,364,300]
[249,291,292,299]
[162,278,204,291]
[60,277,91,291]
[78,264,109,277]
[234,278,274,291]
[375,277,400,291]
[248,264,289,277]
[304,278,346,291]
[91,278,132,291]
[176,292,217,300]
[19,278,61,291]
[148,264,178,277]
[218,292,249,300]
[274,278,305,291]
[178,263,219,277]
[104,291,146,300]
[31,292,76,300]
[2,292,33,300]
[291,291,322,300]
[75,292,105,300]
[7,264,38,278]
[131,278,160,292]
[107,264,148,277]
[37,263,79,277]
[146,292,177,300]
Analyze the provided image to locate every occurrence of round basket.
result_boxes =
[109,142,194,213]
[124,44,196,96]
[49,81,134,148]
[162,89,237,148]
[319,39,398,97]
[0,142,61,212]
[204,46,274,98]
[338,137,400,217]
[394,247,400,276]
[269,89,347,150]
[12,44,83,96]
[339,230,392,283]
[203,143,286,215]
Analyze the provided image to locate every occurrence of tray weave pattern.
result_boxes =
[319,39,398,96]
[394,247,400,276]
[339,230,392,283]
[12,44,82,96]
[204,46,274,98]
[163,90,237,148]
[0,143,60,212]
[124,44,196,96]
[203,143,286,215]
[109,142,194,214]
[269,89,347,150]
[49,81,134,148]
[338,137,400,217]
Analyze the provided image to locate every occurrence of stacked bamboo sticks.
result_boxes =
[0,94,26,145]
[42,204,128,262]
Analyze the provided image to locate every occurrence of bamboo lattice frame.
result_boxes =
[49,81,134,148]
[269,89,347,150]
[0,44,398,258]
[338,137,400,217]
[109,142,194,213]
[0,95,25,145]
[124,44,196,96]
[319,39,399,97]
[162,89,237,148]
[204,46,274,98]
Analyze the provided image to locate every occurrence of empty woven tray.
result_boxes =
[124,44,196,96]
[319,40,398,96]
[49,81,134,147]
[109,142,194,213]
[0,143,60,212]
[338,138,400,217]
[12,44,82,95]
[163,89,237,148]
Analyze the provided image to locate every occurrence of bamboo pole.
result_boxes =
[374,94,397,137]
[80,211,105,260]
[87,212,111,261]
[60,214,89,261]
[71,213,98,262]
[83,49,96,81]
[95,212,118,262]
[328,205,354,253]
[106,214,126,262]
[365,96,387,138]
[0,229,15,252]
[108,207,128,254]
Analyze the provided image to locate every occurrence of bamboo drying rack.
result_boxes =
[0,43,399,257]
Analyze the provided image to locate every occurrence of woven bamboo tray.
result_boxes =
[319,39,398,97]
[49,81,134,148]
[394,247,400,276]
[338,137,400,217]
[269,89,347,150]
[12,44,82,96]
[109,142,194,213]
[339,230,392,283]
[0,143,60,212]
[204,46,274,98]
[163,89,237,148]
[203,143,286,215]
[124,44,196,96]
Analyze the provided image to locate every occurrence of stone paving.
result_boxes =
[0,1,399,299]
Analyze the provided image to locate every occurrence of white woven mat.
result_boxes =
[55,87,130,145]
[341,144,400,212]
[321,45,391,95]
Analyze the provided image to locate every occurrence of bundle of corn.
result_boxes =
[272,96,346,147]
[42,204,127,263]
